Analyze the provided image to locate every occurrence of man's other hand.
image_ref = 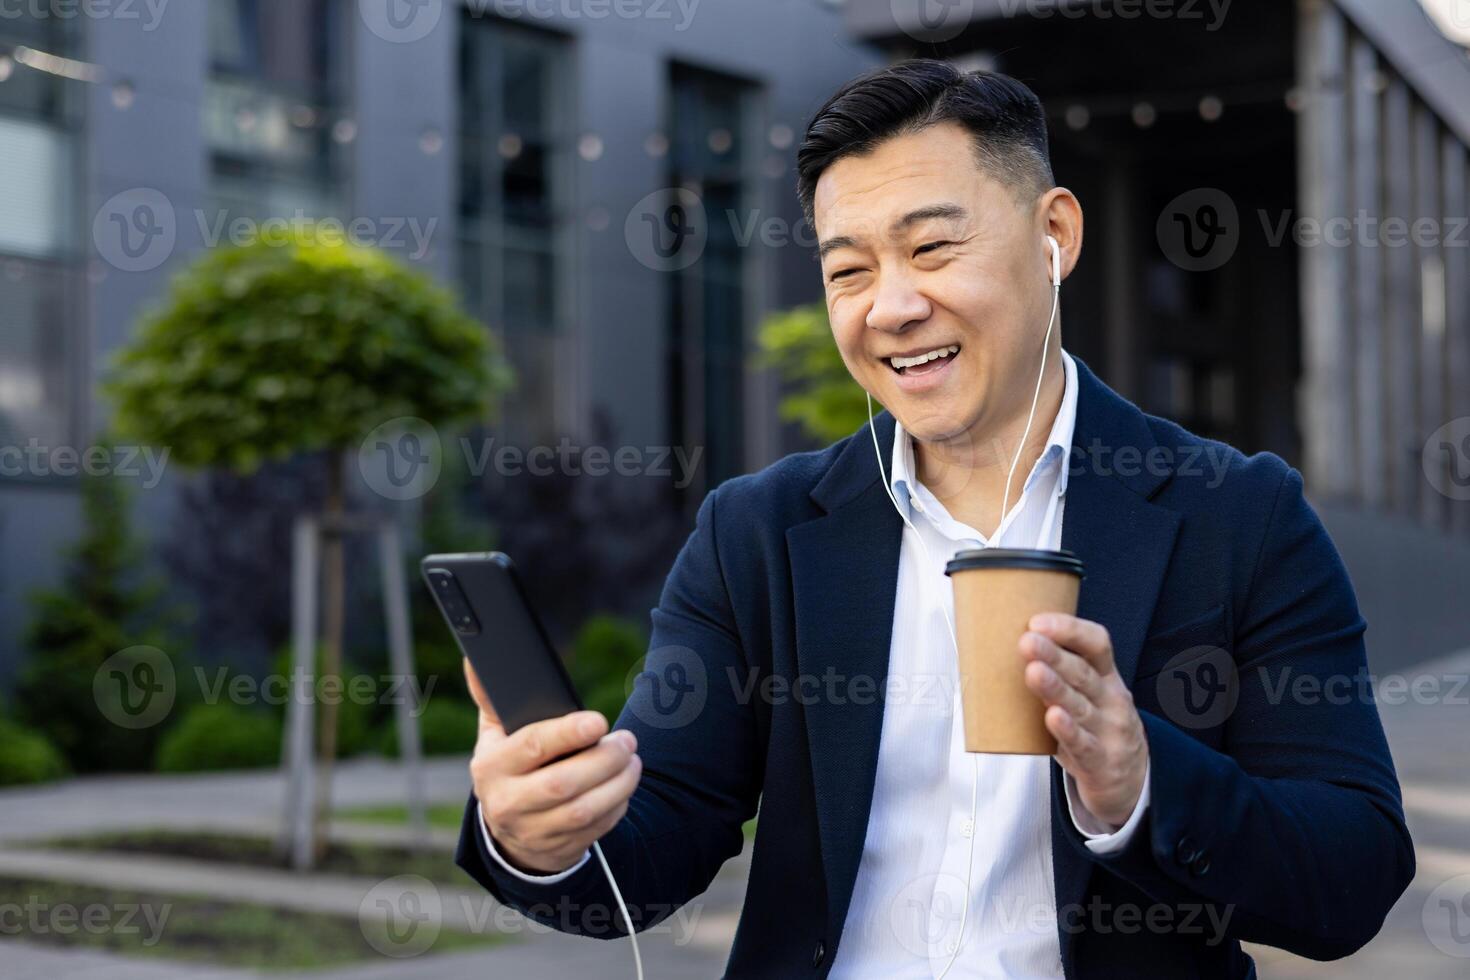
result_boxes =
[1020,614,1149,828]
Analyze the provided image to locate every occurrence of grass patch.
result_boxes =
[0,875,499,970]
[42,830,472,888]
[336,801,467,830]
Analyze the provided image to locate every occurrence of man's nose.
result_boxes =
[866,271,931,333]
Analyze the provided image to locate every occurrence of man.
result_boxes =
[455,60,1414,977]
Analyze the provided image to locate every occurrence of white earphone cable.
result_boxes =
[593,841,644,980]
[869,390,961,651]
[999,263,1062,537]
[867,238,1062,978]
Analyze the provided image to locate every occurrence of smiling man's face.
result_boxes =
[813,121,1059,446]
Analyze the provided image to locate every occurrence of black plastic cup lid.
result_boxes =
[945,548,1084,577]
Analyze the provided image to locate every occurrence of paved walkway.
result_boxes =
[0,829,747,957]
[2,944,253,980]
[1248,647,1470,978]
[0,932,733,980]
[0,836,745,980]
[0,756,475,846]
[0,754,746,979]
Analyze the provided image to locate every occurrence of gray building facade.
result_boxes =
[0,0,878,680]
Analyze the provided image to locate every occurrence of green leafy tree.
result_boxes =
[756,302,872,445]
[15,466,174,773]
[108,228,510,862]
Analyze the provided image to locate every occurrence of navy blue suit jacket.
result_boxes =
[456,357,1414,978]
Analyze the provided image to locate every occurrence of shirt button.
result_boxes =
[960,819,974,838]
[946,940,958,954]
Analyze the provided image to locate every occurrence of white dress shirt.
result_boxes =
[480,350,1150,976]
[828,350,1149,979]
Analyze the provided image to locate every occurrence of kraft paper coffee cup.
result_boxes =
[944,548,1085,755]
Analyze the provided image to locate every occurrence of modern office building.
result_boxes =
[845,0,1470,662]
[0,0,877,679]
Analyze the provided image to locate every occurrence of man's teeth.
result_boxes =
[890,345,959,370]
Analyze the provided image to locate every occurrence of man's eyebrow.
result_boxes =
[816,203,970,261]
[816,235,858,261]
[891,203,969,233]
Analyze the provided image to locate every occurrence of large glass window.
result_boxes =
[457,17,573,444]
[0,14,82,454]
[205,0,347,220]
[667,64,754,494]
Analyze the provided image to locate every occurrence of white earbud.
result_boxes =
[1047,234,1061,289]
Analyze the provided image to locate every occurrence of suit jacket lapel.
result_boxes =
[789,367,1183,970]
[1051,358,1181,977]
[789,413,903,942]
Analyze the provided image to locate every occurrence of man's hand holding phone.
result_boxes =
[465,659,643,875]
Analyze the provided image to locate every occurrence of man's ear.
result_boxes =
[1037,188,1083,283]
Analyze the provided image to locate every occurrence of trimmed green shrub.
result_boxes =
[155,703,282,772]
[0,720,69,786]
[378,698,478,758]
[568,615,647,724]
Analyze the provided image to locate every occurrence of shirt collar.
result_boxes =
[888,349,1078,524]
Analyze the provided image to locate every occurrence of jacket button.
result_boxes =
[1190,851,1211,876]
[1175,836,1199,865]
[812,940,826,968]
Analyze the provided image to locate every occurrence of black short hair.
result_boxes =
[796,59,1054,225]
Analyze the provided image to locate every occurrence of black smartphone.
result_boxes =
[420,552,584,735]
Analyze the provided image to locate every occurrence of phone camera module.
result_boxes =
[426,569,481,636]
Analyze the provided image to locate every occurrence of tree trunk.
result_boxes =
[311,450,347,864]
